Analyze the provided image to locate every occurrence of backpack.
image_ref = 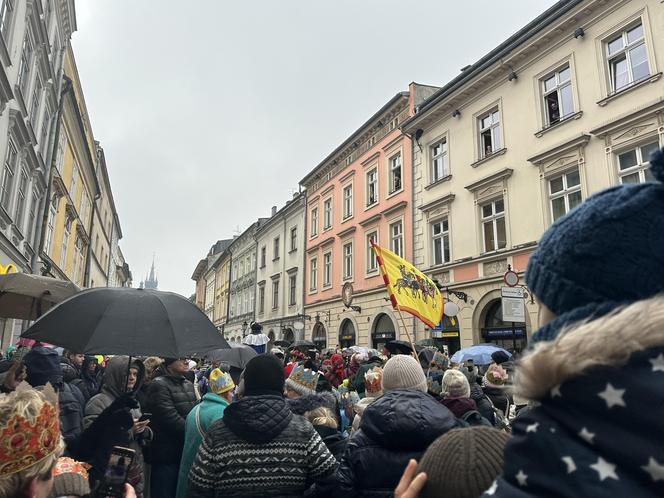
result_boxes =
[460,409,493,427]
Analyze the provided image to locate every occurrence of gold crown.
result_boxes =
[0,383,61,476]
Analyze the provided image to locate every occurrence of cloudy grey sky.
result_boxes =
[72,0,556,297]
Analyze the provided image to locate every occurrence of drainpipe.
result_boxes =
[83,189,100,288]
[409,131,418,342]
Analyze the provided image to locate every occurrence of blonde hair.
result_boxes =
[304,406,338,429]
[0,389,64,498]
[143,356,163,380]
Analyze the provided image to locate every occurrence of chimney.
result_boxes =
[271,206,277,217]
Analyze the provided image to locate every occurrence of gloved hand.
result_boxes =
[106,393,139,412]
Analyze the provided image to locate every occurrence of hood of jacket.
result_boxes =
[360,389,456,451]
[440,397,477,418]
[60,356,79,383]
[101,356,145,399]
[223,395,293,444]
[287,391,336,416]
[491,296,664,497]
[80,356,99,382]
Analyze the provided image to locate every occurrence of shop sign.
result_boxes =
[373,332,395,340]
[0,264,17,274]
[442,332,459,338]
[484,327,525,338]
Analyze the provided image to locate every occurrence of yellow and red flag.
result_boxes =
[371,241,443,328]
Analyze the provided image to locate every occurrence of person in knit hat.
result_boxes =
[482,364,511,417]
[48,457,91,497]
[487,149,664,496]
[418,427,510,498]
[188,354,338,497]
[339,354,456,496]
[440,369,484,422]
[176,369,234,498]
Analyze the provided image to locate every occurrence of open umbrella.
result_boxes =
[385,340,421,356]
[450,344,512,366]
[274,340,291,348]
[20,287,230,356]
[205,342,257,369]
[0,273,80,320]
[289,339,317,350]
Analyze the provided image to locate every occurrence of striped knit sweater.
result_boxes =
[187,395,338,497]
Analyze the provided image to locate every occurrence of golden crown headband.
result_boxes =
[0,382,61,477]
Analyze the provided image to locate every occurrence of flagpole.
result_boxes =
[396,307,418,357]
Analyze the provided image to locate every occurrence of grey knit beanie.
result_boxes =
[381,355,427,393]
[418,427,510,498]
[442,369,471,398]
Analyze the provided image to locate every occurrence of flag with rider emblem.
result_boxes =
[371,241,443,328]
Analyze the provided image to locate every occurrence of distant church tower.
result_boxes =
[139,256,159,290]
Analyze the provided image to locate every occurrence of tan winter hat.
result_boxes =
[381,354,427,393]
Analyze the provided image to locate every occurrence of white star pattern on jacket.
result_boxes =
[590,457,618,481]
[642,457,664,482]
[550,384,562,397]
[579,427,595,444]
[598,383,626,409]
[526,422,539,433]
[562,456,577,474]
[649,354,664,373]
[515,470,528,486]
[485,480,498,495]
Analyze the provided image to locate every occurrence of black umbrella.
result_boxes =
[289,340,317,351]
[385,340,421,356]
[274,340,291,348]
[20,287,230,357]
[205,342,257,369]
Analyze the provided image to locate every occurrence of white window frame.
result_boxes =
[260,246,266,268]
[26,187,39,245]
[481,198,507,253]
[323,197,332,230]
[342,184,353,220]
[541,64,574,127]
[0,139,18,212]
[431,218,450,266]
[605,20,650,94]
[478,108,501,158]
[343,242,353,280]
[309,257,318,291]
[310,207,318,237]
[288,274,297,306]
[272,279,279,310]
[273,236,280,261]
[616,140,659,185]
[390,220,403,258]
[430,139,449,183]
[323,251,332,287]
[388,153,402,194]
[290,227,297,252]
[366,231,378,274]
[69,165,78,201]
[60,223,70,268]
[29,74,42,126]
[366,168,378,206]
[258,284,265,314]
[13,166,28,229]
[44,199,56,255]
[17,30,33,95]
[0,0,14,41]
[548,169,583,222]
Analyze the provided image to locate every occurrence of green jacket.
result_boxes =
[176,392,230,498]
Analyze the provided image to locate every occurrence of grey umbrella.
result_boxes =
[0,273,80,320]
[205,342,257,369]
[21,287,230,356]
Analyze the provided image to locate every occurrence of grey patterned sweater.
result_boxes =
[187,395,338,498]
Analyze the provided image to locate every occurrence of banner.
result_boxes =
[371,241,443,328]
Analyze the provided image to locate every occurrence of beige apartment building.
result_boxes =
[402,0,663,353]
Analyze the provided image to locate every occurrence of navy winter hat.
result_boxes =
[527,147,664,340]
[243,354,285,396]
[23,345,63,387]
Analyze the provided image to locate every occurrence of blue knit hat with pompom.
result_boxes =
[526,147,664,342]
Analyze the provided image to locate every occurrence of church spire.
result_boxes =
[144,254,159,290]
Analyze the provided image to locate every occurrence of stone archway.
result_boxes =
[338,319,356,349]
[370,313,397,350]
[312,322,326,350]
[472,288,533,353]
[282,328,295,343]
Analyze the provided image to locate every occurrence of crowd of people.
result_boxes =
[0,148,662,497]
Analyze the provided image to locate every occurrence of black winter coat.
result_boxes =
[144,365,196,464]
[470,383,496,425]
[338,389,457,497]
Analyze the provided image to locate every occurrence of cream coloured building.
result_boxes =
[402,0,664,353]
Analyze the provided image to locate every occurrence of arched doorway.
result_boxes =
[339,319,356,349]
[312,322,326,350]
[371,313,396,351]
[282,328,294,343]
[481,299,527,353]
[268,330,275,348]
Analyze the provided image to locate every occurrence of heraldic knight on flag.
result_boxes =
[370,240,444,329]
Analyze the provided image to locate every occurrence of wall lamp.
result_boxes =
[414,128,424,151]
[452,109,461,118]
[507,71,518,82]
[574,27,585,39]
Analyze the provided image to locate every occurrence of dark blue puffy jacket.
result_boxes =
[338,389,457,497]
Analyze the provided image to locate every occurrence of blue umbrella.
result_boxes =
[450,343,512,365]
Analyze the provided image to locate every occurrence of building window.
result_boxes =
[272,279,279,310]
[366,168,378,206]
[60,223,70,268]
[323,198,332,230]
[481,199,506,252]
[549,169,582,222]
[289,274,296,306]
[343,242,353,280]
[343,184,353,219]
[390,221,403,258]
[273,236,280,261]
[0,139,17,211]
[69,166,78,201]
[258,246,266,268]
[310,208,318,237]
[617,141,658,184]
[431,139,449,182]
[44,200,56,255]
[13,167,28,229]
[606,22,649,93]
[80,190,90,228]
[29,75,42,126]
[26,187,39,245]
[309,257,318,291]
[17,31,33,95]
[40,106,51,155]
[55,133,65,174]
[431,219,450,266]
[542,65,573,126]
[258,284,265,314]
[366,232,378,273]
[0,0,14,41]
[290,227,297,252]
[323,251,331,287]
[389,154,402,193]
[478,109,501,158]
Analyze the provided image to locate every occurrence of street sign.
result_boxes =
[501,286,525,322]
[503,270,519,287]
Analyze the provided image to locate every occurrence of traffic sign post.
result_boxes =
[501,286,525,353]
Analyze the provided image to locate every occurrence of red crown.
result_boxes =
[0,393,60,476]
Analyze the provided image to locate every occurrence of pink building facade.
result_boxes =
[300,83,439,349]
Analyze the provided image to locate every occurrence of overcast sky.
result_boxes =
[72,0,556,297]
